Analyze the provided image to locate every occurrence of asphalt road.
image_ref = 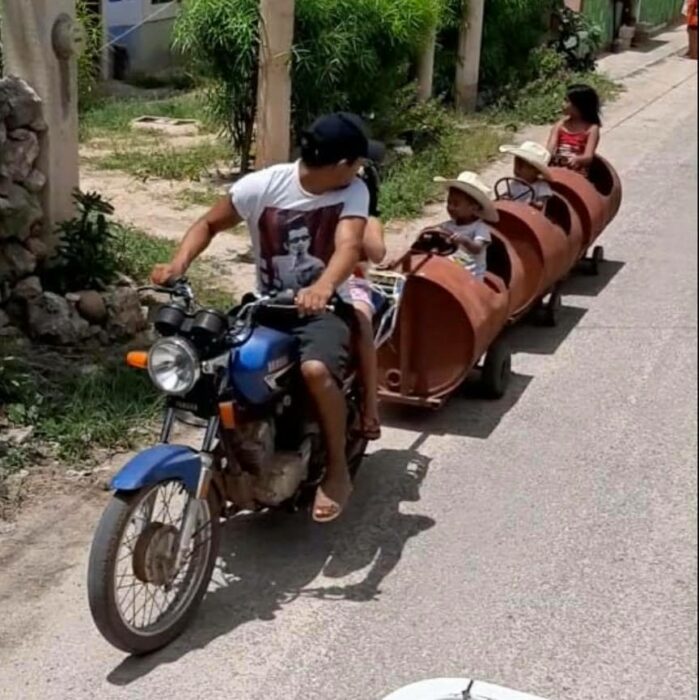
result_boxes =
[0,55,696,700]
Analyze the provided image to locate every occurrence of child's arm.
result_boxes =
[363,216,387,264]
[451,232,489,255]
[569,125,600,170]
[546,121,563,155]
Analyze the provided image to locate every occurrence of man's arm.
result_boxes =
[296,216,365,314]
[151,197,242,284]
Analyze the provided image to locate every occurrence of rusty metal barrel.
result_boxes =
[377,254,509,408]
[492,202,570,319]
[544,193,586,267]
[549,166,606,248]
[588,156,623,228]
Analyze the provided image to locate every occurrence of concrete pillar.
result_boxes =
[0,0,81,230]
[455,0,486,113]
[416,25,437,103]
[255,0,295,169]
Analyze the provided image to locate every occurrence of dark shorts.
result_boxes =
[259,302,353,384]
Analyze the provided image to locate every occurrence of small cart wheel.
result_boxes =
[539,289,563,328]
[481,341,512,400]
[588,245,604,276]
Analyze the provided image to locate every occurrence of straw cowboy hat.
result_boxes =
[433,170,499,224]
[499,141,553,181]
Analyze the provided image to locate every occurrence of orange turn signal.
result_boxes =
[126,351,149,370]
[218,401,236,429]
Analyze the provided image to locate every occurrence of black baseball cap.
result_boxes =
[300,112,386,167]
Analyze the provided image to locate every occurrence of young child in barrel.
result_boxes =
[547,84,602,175]
[432,171,499,282]
[499,141,554,211]
[348,163,386,441]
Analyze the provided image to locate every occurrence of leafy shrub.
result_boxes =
[487,47,620,125]
[435,0,558,103]
[43,190,119,294]
[174,0,448,166]
[173,0,260,170]
[76,0,103,111]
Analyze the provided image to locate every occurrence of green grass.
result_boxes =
[175,187,221,210]
[113,225,234,309]
[79,91,211,142]
[486,70,621,127]
[93,141,233,181]
[380,121,507,221]
[1,342,162,470]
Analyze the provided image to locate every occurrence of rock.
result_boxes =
[0,324,23,339]
[0,242,37,281]
[27,291,91,345]
[24,236,50,261]
[393,145,414,158]
[0,280,11,304]
[105,287,147,339]
[115,272,136,287]
[65,292,81,304]
[0,182,43,241]
[0,309,10,328]
[1,426,34,446]
[77,290,108,324]
[23,169,46,194]
[0,129,40,182]
[0,123,6,146]
[11,275,42,302]
[0,76,43,130]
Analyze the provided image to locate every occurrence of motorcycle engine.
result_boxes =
[232,419,311,507]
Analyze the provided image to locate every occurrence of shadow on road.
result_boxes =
[565,259,625,297]
[380,371,533,440]
[106,436,435,686]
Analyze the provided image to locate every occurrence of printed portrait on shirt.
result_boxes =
[257,205,343,292]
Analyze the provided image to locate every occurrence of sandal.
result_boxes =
[312,481,353,524]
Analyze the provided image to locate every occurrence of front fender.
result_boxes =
[110,445,202,494]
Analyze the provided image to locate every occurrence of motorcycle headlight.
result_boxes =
[148,337,200,396]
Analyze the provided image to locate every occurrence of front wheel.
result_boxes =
[87,481,221,655]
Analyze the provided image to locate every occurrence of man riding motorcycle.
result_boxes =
[151,112,384,523]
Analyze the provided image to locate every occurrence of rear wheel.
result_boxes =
[539,289,563,327]
[481,341,512,399]
[87,481,220,655]
[589,245,605,276]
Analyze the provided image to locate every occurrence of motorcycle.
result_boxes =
[87,279,401,655]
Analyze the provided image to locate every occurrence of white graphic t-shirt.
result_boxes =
[230,162,369,298]
[439,219,492,281]
[509,179,553,206]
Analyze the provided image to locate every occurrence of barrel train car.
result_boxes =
[372,156,622,409]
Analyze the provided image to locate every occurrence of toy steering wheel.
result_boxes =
[411,228,458,257]
[494,177,536,203]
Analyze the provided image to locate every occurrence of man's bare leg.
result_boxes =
[301,360,352,521]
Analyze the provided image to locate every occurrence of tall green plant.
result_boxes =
[76,0,103,111]
[173,0,260,171]
[175,0,449,166]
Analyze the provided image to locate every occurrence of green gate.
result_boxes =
[637,0,685,26]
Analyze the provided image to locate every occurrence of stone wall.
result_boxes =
[0,76,146,346]
[0,77,47,327]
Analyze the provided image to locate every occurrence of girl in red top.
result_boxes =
[547,84,602,174]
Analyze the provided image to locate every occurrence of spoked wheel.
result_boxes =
[88,480,221,655]
[481,340,512,399]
